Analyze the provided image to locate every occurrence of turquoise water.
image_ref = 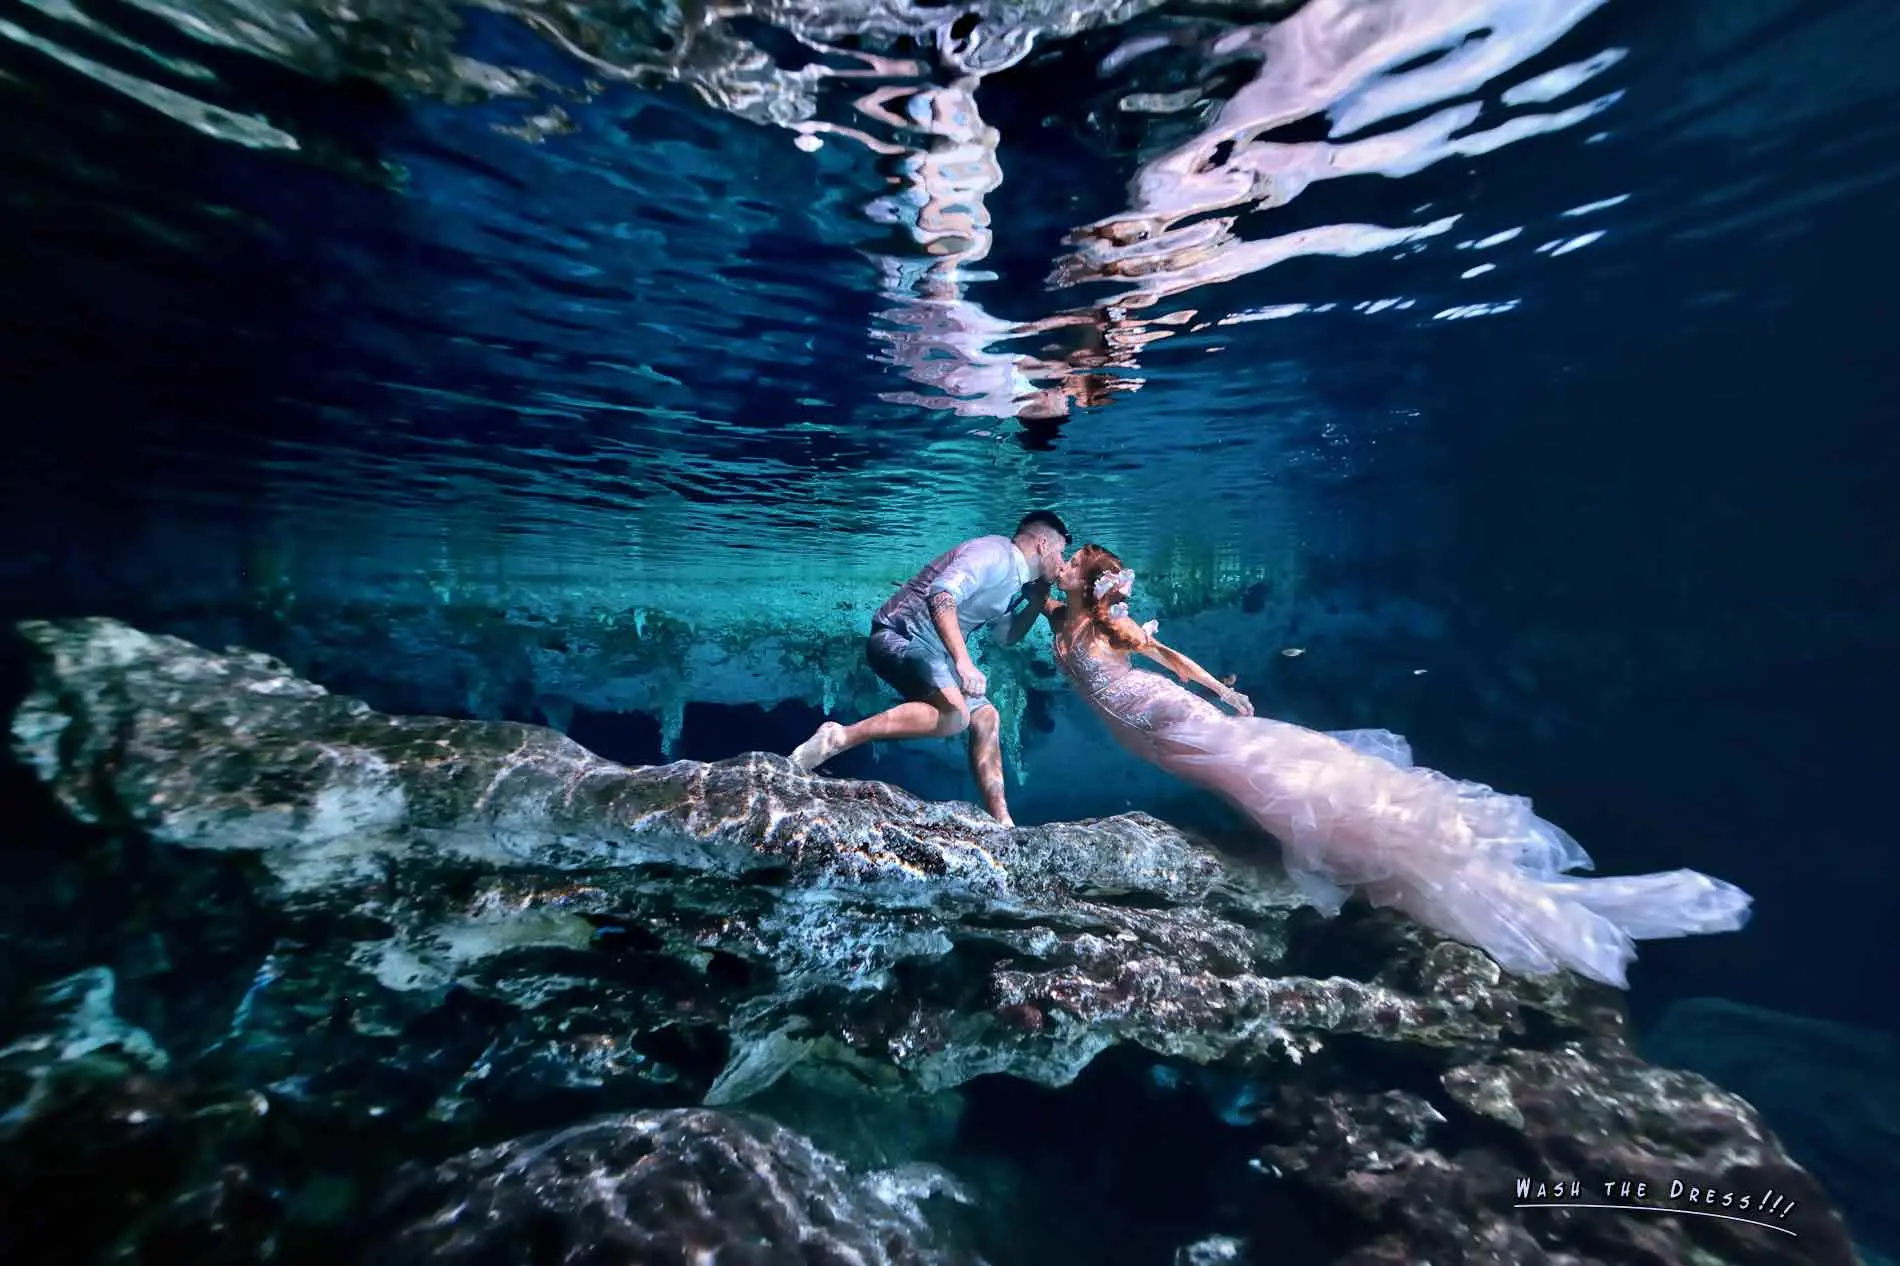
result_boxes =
[11,0,1891,601]
[6,0,1899,998]
[7,0,1894,692]
[1,1,1898,1259]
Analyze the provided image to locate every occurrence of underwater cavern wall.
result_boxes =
[0,615,1875,1266]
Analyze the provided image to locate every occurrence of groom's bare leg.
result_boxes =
[842,693,970,746]
[965,705,1011,826]
[790,688,969,769]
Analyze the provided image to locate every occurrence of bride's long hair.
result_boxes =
[1060,543,1146,653]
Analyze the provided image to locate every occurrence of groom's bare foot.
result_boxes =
[789,721,848,771]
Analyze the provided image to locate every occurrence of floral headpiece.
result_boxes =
[1093,568,1134,599]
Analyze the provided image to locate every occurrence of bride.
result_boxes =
[1046,544,1752,988]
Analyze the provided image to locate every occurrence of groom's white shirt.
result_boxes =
[873,535,1033,654]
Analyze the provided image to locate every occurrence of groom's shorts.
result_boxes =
[865,625,994,713]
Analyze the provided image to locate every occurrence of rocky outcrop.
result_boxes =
[1643,999,1900,1266]
[0,618,1863,1266]
[367,1107,977,1266]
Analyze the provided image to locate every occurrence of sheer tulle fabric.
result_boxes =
[1058,635,1751,988]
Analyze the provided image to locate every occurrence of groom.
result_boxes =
[788,510,1072,827]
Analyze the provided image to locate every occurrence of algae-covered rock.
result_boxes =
[0,617,1861,1266]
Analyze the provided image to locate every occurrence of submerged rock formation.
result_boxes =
[1643,999,1900,1266]
[0,617,1863,1266]
[367,1107,977,1266]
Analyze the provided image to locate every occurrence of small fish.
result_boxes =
[1280,647,1305,658]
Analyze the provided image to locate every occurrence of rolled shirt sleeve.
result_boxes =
[926,550,989,605]
[877,535,1030,648]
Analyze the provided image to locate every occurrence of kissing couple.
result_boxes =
[788,513,1752,988]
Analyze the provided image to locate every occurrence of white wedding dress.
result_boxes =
[1054,630,1752,988]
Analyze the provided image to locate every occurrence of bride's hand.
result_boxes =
[1221,687,1254,717]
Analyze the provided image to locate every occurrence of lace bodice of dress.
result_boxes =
[1053,632,1223,737]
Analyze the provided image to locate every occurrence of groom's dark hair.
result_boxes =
[1016,509,1071,545]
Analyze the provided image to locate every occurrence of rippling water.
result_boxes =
[7,7,1900,1246]
[6,0,1895,611]
[5,0,1900,1176]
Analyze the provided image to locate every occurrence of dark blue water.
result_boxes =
[2,0,1898,1253]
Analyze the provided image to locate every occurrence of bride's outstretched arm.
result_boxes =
[1114,618,1253,715]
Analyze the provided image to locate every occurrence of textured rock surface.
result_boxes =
[1643,998,1900,1265]
[1254,1042,1853,1266]
[0,617,1864,1266]
[3,618,1506,1101]
[368,1108,975,1266]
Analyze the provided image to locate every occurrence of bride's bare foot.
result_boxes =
[789,721,847,771]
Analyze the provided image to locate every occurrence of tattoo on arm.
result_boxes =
[927,591,957,615]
